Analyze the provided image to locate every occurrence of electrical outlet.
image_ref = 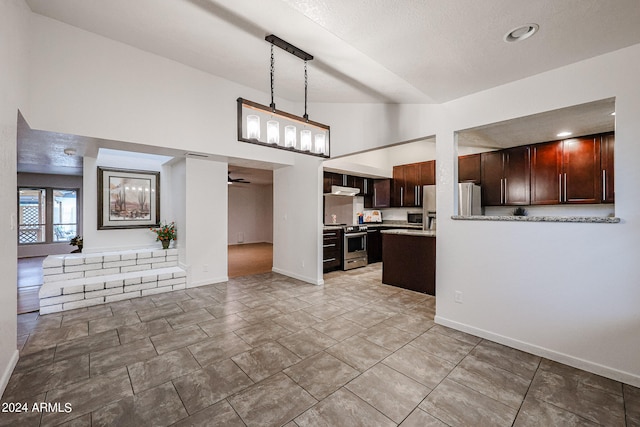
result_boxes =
[203,264,209,272]
[454,291,463,304]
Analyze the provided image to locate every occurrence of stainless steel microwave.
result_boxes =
[407,212,423,225]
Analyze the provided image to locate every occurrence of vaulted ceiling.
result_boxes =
[25,0,640,104]
[19,1,638,174]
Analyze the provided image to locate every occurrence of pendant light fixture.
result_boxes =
[237,34,330,158]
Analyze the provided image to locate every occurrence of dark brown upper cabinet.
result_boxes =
[458,154,481,183]
[365,179,391,208]
[347,175,366,195]
[393,164,418,207]
[392,160,435,207]
[419,161,436,186]
[323,171,343,193]
[481,146,530,206]
[600,133,615,203]
[531,136,602,205]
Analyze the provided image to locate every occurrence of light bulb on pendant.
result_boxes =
[300,130,312,151]
[247,115,260,140]
[284,125,296,148]
[314,134,326,154]
[267,120,279,144]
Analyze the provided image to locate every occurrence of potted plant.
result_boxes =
[70,235,83,253]
[150,222,177,249]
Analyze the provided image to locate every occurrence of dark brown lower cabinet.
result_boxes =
[382,233,436,295]
[366,228,382,263]
[323,229,342,273]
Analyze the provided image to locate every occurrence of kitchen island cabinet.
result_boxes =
[381,230,436,295]
[366,228,382,264]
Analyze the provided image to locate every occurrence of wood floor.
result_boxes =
[228,242,273,278]
[17,256,45,314]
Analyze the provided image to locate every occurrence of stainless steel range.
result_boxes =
[343,225,368,270]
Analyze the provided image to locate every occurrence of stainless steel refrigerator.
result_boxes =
[422,185,437,230]
[458,183,482,216]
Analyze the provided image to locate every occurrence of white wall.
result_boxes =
[311,103,440,157]
[0,0,30,397]
[185,158,228,287]
[434,44,640,387]
[169,158,187,271]
[273,155,324,284]
[82,151,169,252]
[26,14,298,168]
[228,183,273,244]
[324,139,437,178]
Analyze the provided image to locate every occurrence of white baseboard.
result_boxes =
[435,315,640,388]
[271,267,323,286]
[187,276,228,288]
[0,350,19,397]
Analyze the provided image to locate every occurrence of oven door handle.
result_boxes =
[345,231,367,238]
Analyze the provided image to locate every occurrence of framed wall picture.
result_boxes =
[97,167,160,229]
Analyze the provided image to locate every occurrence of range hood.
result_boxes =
[328,185,359,196]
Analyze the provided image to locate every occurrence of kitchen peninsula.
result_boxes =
[381,229,436,295]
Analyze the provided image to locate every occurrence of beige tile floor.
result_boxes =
[2,264,638,426]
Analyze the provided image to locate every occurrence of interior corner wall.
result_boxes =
[228,183,273,245]
[273,156,324,285]
[0,0,30,397]
[185,158,228,287]
[434,43,640,387]
[168,159,187,270]
[309,103,440,157]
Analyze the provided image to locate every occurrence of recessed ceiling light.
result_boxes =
[557,131,572,137]
[504,23,539,43]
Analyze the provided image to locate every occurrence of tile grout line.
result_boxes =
[510,354,542,426]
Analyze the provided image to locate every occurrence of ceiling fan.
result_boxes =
[228,172,251,184]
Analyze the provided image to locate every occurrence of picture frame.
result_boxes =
[97,167,160,230]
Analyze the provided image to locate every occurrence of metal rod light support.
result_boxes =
[270,44,276,111]
[265,34,313,61]
[237,35,329,157]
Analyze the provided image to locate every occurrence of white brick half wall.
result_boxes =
[39,248,187,314]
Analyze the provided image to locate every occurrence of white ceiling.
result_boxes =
[25,0,640,104]
[18,1,635,175]
[229,166,273,185]
[458,97,616,149]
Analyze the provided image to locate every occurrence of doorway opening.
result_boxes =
[227,165,274,277]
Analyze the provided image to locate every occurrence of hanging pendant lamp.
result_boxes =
[237,34,330,158]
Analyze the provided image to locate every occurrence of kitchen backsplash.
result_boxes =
[324,195,365,224]
[375,207,420,221]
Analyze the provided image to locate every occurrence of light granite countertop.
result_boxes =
[451,215,620,223]
[380,229,436,237]
[323,222,424,230]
